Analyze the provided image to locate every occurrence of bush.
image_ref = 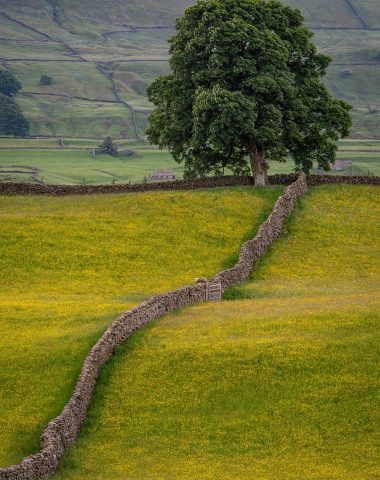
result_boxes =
[40,75,53,86]
[97,136,118,156]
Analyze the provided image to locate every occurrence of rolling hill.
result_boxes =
[1,0,380,138]
[46,184,379,479]
[0,171,378,477]
[0,186,281,466]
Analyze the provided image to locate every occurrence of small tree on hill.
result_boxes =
[0,94,30,137]
[147,0,352,185]
[0,69,22,97]
[98,136,118,156]
[40,75,53,86]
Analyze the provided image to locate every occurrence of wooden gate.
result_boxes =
[207,282,222,301]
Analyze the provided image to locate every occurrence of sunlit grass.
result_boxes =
[54,185,380,480]
[56,296,380,480]
[0,186,281,466]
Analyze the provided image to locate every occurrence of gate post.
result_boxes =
[194,277,209,300]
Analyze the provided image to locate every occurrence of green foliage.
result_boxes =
[0,94,29,137]
[147,0,352,184]
[97,136,118,156]
[0,68,22,97]
[39,74,53,86]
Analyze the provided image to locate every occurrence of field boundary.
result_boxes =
[0,175,308,480]
[0,173,379,196]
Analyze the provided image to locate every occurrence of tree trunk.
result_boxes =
[247,145,268,186]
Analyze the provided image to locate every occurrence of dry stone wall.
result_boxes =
[0,285,207,480]
[211,174,308,290]
[0,173,333,479]
[0,173,379,196]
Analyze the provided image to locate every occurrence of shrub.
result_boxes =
[98,136,118,156]
[40,75,53,86]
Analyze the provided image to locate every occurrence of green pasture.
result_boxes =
[313,29,380,63]
[0,148,183,184]
[0,39,67,60]
[325,65,380,108]
[335,152,380,175]
[0,138,379,184]
[54,185,380,480]
[0,138,141,149]
[0,13,46,41]
[0,186,281,466]
[1,0,380,137]
[9,62,115,100]
[17,96,135,138]
[352,0,380,28]
[284,0,363,27]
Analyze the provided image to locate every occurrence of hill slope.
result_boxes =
[0,186,281,466]
[1,0,380,138]
[53,185,380,479]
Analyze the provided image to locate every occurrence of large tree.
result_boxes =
[147,0,352,185]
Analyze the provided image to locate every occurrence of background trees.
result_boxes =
[0,69,29,137]
[0,95,30,137]
[0,69,22,97]
[147,0,352,185]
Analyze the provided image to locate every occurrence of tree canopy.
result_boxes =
[0,69,22,97]
[147,0,352,185]
[0,94,30,137]
[98,136,118,156]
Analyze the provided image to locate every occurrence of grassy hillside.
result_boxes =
[0,186,281,466]
[0,0,380,138]
[52,185,380,480]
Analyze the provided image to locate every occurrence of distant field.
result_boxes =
[0,138,379,184]
[53,185,380,480]
[0,186,281,466]
[1,0,380,138]
[0,147,182,184]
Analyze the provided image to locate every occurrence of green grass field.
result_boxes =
[0,148,184,184]
[0,186,281,466]
[0,137,379,184]
[51,185,380,480]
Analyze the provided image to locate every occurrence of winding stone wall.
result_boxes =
[0,174,327,479]
[0,286,208,480]
[211,174,308,290]
[0,173,378,196]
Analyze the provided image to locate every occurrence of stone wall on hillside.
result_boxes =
[0,285,208,480]
[0,173,349,480]
[0,173,379,196]
[211,174,308,290]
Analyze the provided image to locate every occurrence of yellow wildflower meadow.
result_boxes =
[0,187,281,466]
[54,185,380,480]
